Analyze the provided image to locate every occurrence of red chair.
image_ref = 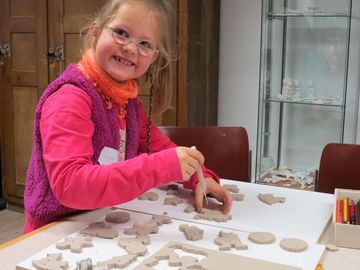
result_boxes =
[315,143,360,194]
[159,126,251,182]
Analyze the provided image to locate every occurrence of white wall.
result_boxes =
[218,0,262,180]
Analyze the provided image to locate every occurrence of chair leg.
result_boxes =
[248,150,252,182]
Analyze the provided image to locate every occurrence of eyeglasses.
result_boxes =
[104,25,159,57]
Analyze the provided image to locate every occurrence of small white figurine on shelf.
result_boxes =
[306,80,318,100]
[282,77,295,100]
[293,79,302,100]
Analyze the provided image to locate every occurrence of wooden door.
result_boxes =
[47,0,107,81]
[0,0,48,206]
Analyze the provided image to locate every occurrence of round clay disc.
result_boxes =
[326,244,338,252]
[105,211,130,224]
[280,238,308,252]
[248,232,275,244]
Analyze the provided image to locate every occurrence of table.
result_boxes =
[1,180,359,270]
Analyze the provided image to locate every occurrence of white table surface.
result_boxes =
[118,179,334,243]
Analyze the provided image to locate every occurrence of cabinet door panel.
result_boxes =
[0,0,48,206]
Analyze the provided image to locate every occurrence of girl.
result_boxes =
[24,0,232,233]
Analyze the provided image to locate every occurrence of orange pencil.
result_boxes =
[343,197,349,224]
[336,199,341,223]
[315,263,323,270]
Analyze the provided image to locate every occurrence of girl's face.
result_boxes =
[93,3,160,82]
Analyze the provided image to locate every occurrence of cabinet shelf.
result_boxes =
[268,12,350,19]
[264,98,344,108]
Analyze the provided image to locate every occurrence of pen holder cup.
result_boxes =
[334,188,360,249]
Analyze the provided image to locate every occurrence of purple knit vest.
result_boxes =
[24,64,140,222]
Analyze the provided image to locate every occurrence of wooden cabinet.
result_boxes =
[0,0,220,207]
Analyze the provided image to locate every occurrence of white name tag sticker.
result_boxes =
[98,146,119,165]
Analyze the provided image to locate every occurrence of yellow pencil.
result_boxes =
[315,263,322,270]
[343,197,349,223]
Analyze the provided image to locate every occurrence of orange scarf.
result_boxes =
[78,50,138,119]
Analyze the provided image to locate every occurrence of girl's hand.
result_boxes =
[175,146,204,181]
[195,178,233,214]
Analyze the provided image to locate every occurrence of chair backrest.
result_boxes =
[159,126,251,182]
[316,143,360,194]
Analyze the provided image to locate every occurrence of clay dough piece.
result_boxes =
[215,231,248,251]
[231,193,244,201]
[258,193,286,205]
[32,253,68,270]
[124,220,159,236]
[179,224,204,241]
[167,189,179,195]
[248,232,276,244]
[184,205,196,213]
[55,235,92,253]
[80,221,118,239]
[138,191,159,201]
[151,213,172,225]
[118,235,151,256]
[326,244,339,252]
[164,197,184,206]
[195,209,232,223]
[222,184,239,193]
[97,254,137,269]
[280,238,308,252]
[105,210,130,224]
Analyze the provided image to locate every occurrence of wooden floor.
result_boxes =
[0,209,26,246]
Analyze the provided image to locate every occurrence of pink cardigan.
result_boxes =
[24,85,219,233]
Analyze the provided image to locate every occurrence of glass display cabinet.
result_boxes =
[256,0,360,186]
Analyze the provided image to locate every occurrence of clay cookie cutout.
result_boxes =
[164,197,184,206]
[124,213,172,236]
[258,193,286,205]
[248,231,276,244]
[55,235,92,253]
[195,209,232,222]
[76,255,137,270]
[138,191,159,201]
[231,193,244,201]
[124,220,159,236]
[151,213,172,225]
[280,238,308,252]
[179,224,204,241]
[215,231,248,251]
[105,210,130,224]
[80,221,118,239]
[118,235,151,256]
[184,205,232,222]
[221,184,240,193]
[221,184,244,201]
[32,253,68,270]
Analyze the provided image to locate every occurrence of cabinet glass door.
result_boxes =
[256,0,360,187]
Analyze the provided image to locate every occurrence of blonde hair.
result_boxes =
[81,0,175,116]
